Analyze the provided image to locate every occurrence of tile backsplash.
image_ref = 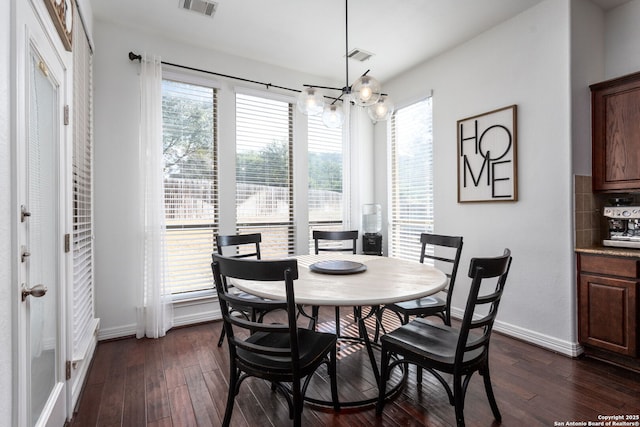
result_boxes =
[574,175,601,248]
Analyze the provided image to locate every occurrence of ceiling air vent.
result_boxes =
[347,48,374,62]
[179,0,218,17]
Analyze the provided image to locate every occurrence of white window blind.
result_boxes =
[162,78,218,294]
[236,93,294,258]
[308,113,344,252]
[389,97,434,261]
[71,18,97,361]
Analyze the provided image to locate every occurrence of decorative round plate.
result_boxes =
[309,260,367,275]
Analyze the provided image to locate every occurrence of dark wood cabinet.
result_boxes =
[591,71,640,192]
[577,253,638,358]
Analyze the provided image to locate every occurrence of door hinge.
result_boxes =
[64,105,69,125]
[64,234,70,253]
[65,361,72,380]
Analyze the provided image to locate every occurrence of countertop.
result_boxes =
[575,245,640,258]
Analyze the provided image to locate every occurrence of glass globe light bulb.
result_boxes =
[367,96,395,122]
[322,104,345,128]
[297,87,325,116]
[351,75,381,107]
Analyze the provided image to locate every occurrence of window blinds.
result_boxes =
[389,97,434,261]
[308,113,343,252]
[162,79,218,294]
[72,17,97,361]
[235,93,294,258]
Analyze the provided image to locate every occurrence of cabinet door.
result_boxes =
[578,274,638,356]
[591,73,640,191]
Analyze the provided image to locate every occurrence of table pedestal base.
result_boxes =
[302,306,407,409]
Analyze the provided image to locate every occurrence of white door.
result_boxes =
[16,2,68,426]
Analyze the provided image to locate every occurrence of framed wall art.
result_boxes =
[457,105,517,203]
[44,0,74,51]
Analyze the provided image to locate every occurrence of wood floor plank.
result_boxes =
[144,338,171,423]
[71,308,640,426]
[201,369,250,427]
[71,382,104,426]
[146,417,173,427]
[85,339,116,386]
[123,364,147,427]
[193,326,221,373]
[96,340,131,426]
[167,384,198,427]
[183,364,221,427]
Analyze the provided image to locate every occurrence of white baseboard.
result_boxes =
[97,307,223,341]
[171,309,222,328]
[97,323,137,341]
[450,307,583,357]
[98,305,582,357]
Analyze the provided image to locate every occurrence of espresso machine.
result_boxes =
[603,202,640,248]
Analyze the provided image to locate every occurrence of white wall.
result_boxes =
[76,0,94,38]
[377,0,578,354]
[571,0,605,176]
[92,21,367,338]
[604,0,640,79]
[0,0,12,424]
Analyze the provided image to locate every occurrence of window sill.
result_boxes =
[172,289,217,307]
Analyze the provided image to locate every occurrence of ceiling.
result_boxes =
[91,0,630,85]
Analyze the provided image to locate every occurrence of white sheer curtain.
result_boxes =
[136,53,173,339]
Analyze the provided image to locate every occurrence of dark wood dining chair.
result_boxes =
[215,233,280,347]
[313,230,358,254]
[216,233,262,259]
[211,254,340,427]
[376,249,512,427]
[378,233,463,328]
[310,230,358,336]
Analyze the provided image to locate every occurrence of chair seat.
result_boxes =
[381,318,483,367]
[238,328,337,374]
[232,290,272,302]
[227,290,281,316]
[387,295,445,315]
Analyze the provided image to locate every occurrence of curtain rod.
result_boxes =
[128,51,301,94]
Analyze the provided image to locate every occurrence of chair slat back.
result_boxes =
[419,233,463,306]
[455,249,512,364]
[211,255,301,365]
[313,230,358,254]
[216,233,262,259]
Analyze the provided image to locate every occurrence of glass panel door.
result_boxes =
[26,49,60,427]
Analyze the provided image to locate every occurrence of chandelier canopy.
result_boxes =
[296,0,394,127]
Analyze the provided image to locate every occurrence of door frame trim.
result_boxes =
[12,0,72,425]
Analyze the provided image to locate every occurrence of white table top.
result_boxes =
[231,253,447,306]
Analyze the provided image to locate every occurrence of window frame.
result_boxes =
[234,90,296,258]
[388,96,434,261]
[161,69,220,297]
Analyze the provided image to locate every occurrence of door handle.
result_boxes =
[22,284,47,302]
[21,205,31,222]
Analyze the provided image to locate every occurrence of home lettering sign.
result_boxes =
[457,105,518,203]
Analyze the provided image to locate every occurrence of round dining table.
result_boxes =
[232,253,447,306]
[230,253,448,408]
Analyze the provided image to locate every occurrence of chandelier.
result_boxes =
[296,0,394,128]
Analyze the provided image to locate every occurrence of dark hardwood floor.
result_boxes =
[70,307,640,426]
